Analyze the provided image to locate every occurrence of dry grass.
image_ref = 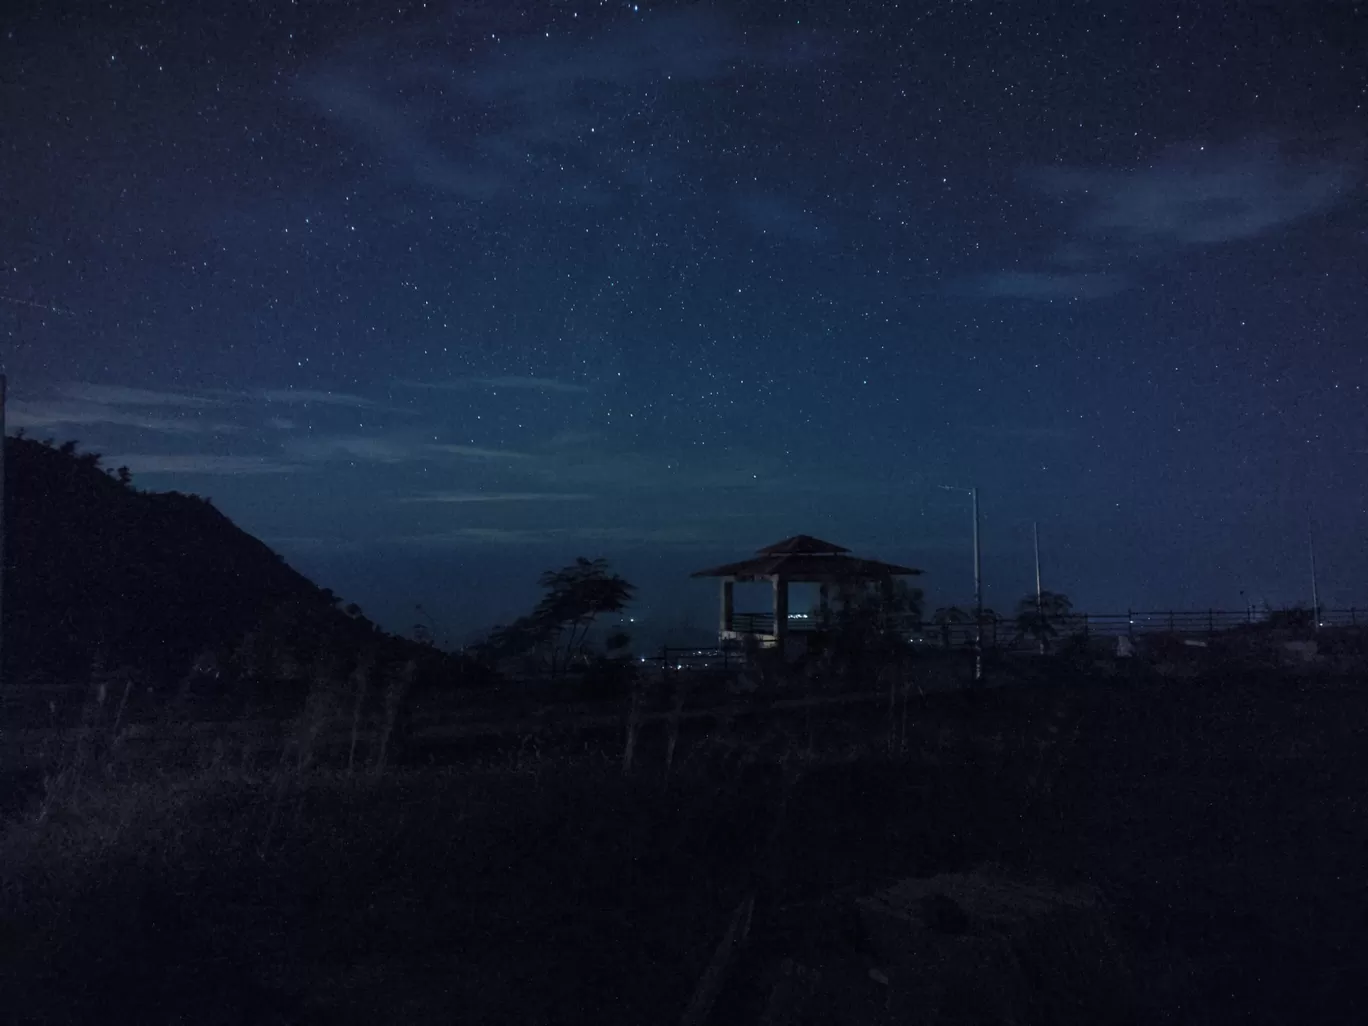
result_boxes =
[4,669,1366,1024]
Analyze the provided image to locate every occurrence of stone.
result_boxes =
[856,870,1136,1025]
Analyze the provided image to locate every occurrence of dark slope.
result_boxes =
[0,435,471,688]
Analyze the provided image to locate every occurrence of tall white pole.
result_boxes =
[1033,521,1045,655]
[1,372,7,688]
[972,487,983,682]
[1033,521,1042,611]
[1308,508,1320,632]
[938,483,984,683]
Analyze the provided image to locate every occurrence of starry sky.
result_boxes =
[3,1,1366,647]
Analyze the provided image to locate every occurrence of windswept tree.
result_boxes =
[483,557,635,675]
[536,557,635,672]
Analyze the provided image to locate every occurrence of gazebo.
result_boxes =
[691,534,923,646]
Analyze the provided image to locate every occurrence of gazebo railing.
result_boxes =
[727,611,879,635]
[728,612,776,635]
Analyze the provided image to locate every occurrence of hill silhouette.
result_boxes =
[1,434,472,690]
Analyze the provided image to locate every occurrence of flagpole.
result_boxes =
[1,373,7,687]
[1308,508,1320,632]
[1033,521,1045,654]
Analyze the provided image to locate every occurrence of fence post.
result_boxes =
[1127,609,1134,640]
[1352,608,1358,627]
[1207,609,1214,637]
[1168,610,1175,634]
[1082,613,1089,639]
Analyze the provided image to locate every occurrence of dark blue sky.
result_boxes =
[3,1,1366,646]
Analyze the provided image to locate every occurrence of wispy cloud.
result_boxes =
[102,454,303,475]
[278,432,530,465]
[8,400,240,436]
[302,10,824,205]
[428,443,534,461]
[394,376,589,394]
[1029,139,1355,246]
[282,434,421,464]
[477,376,589,393]
[395,491,593,504]
[966,137,1359,302]
[58,383,223,408]
[257,388,379,408]
[514,439,805,496]
[389,524,715,548]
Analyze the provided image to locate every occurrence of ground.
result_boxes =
[1,670,1365,1024]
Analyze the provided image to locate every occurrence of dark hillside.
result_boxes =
[1,435,471,690]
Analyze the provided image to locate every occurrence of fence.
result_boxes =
[648,608,1367,671]
[1047,608,1362,638]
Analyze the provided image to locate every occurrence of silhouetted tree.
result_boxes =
[1016,591,1073,652]
[975,607,1001,646]
[535,557,635,673]
[816,579,921,685]
[483,557,635,675]
[1265,605,1313,630]
[932,606,969,649]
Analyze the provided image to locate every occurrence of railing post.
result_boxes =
[1127,609,1134,640]
[1352,608,1358,627]
[1168,610,1175,634]
[1208,609,1214,637]
[1082,613,1089,638]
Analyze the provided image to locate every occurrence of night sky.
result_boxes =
[3,1,1366,647]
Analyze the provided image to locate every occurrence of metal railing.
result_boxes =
[726,612,775,635]
[701,607,1365,652]
[1044,608,1362,639]
[644,646,746,672]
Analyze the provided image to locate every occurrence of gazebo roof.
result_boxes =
[691,535,922,581]
[756,534,850,555]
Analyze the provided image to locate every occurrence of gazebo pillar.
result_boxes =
[772,574,789,643]
[719,578,735,634]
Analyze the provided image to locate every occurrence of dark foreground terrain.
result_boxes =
[2,671,1365,1024]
